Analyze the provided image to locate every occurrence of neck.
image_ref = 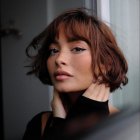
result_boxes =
[60,90,85,105]
[66,91,84,104]
[59,90,85,113]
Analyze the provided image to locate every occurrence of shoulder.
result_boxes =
[41,111,52,135]
[23,111,52,140]
[28,111,52,129]
[28,111,50,126]
[109,104,120,115]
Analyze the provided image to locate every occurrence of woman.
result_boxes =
[23,8,128,140]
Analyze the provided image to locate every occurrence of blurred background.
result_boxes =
[0,0,139,140]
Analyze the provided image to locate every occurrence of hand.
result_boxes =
[82,83,110,102]
[51,88,66,118]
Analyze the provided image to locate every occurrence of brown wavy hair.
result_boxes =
[26,8,128,92]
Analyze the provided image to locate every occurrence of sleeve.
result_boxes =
[22,112,43,140]
[48,96,109,139]
[67,96,109,119]
[43,116,66,139]
[44,97,109,139]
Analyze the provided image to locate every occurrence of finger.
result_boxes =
[96,84,106,101]
[103,87,110,101]
[92,84,103,99]
[97,84,110,101]
[83,83,96,97]
[83,83,110,102]
[83,83,101,100]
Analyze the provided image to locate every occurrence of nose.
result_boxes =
[55,51,68,66]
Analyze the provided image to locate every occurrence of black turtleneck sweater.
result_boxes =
[23,96,109,140]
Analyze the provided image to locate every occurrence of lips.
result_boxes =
[54,70,73,80]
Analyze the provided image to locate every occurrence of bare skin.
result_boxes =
[48,30,118,119]
[51,83,111,118]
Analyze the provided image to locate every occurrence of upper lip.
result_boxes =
[54,70,73,77]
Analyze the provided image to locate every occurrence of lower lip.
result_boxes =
[55,75,71,81]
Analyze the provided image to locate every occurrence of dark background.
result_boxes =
[0,0,96,139]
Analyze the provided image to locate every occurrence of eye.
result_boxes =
[71,47,86,53]
[48,48,59,56]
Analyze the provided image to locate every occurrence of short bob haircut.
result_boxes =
[26,8,128,92]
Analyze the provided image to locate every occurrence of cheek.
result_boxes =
[46,58,54,76]
[73,55,93,79]
[75,56,92,71]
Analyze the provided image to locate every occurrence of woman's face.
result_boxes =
[47,31,93,93]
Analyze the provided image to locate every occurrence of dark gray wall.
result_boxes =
[1,0,49,139]
[46,0,85,25]
[1,0,86,139]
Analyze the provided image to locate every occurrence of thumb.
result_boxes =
[51,88,66,118]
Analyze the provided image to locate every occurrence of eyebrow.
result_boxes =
[52,40,59,44]
[67,37,82,42]
[68,37,90,45]
[52,37,90,45]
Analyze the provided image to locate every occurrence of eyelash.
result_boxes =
[71,47,86,53]
[48,48,59,56]
[48,47,86,56]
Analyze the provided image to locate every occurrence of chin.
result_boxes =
[54,85,87,94]
[54,83,71,93]
[53,81,92,93]
[55,87,73,93]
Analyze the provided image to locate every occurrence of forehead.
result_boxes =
[53,23,91,46]
[51,29,89,49]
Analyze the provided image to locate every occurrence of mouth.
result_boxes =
[54,70,73,81]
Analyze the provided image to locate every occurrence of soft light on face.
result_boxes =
[47,31,93,93]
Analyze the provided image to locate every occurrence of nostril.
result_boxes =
[55,59,66,66]
[55,52,66,65]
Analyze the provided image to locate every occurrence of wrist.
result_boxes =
[52,109,66,119]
